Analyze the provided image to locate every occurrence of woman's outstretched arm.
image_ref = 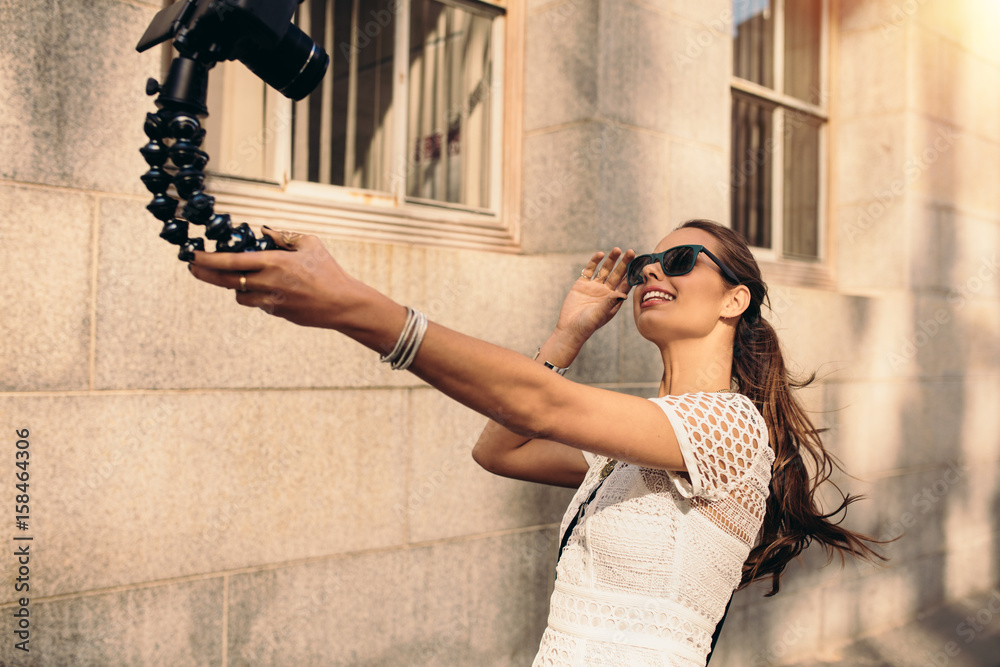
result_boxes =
[187,231,687,473]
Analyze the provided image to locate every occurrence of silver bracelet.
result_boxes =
[393,310,427,371]
[533,347,569,376]
[380,308,428,371]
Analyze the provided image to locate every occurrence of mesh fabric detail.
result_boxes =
[534,392,773,666]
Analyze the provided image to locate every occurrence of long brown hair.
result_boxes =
[680,219,886,596]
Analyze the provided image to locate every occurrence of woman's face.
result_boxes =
[631,228,739,345]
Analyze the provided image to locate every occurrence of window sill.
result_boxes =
[758,257,836,290]
[204,176,520,252]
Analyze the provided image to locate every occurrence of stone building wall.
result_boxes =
[0,0,997,664]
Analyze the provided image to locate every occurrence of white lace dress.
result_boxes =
[532,392,774,667]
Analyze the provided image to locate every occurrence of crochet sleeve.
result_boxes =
[649,393,769,501]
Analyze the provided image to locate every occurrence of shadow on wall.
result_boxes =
[835,0,1000,659]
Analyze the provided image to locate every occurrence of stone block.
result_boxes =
[943,531,1000,600]
[836,198,910,293]
[524,0,598,132]
[792,290,998,381]
[0,390,407,598]
[226,532,554,665]
[668,140,729,229]
[835,114,909,207]
[908,25,964,125]
[414,247,584,353]
[0,185,93,390]
[618,306,666,384]
[942,460,1000,551]
[722,587,824,666]
[903,117,999,219]
[968,59,1000,143]
[772,284,995,384]
[571,307,623,384]
[873,464,972,562]
[908,24,1000,142]
[952,130,1000,218]
[818,380,910,476]
[405,389,576,543]
[527,0,564,12]
[960,0,1000,64]
[959,376,1000,463]
[95,196,433,390]
[912,0,975,51]
[904,293,1000,377]
[768,288,885,382]
[838,23,907,118]
[670,0,732,31]
[818,378,997,481]
[0,578,223,667]
[0,0,161,196]
[599,0,729,147]
[520,124,602,253]
[839,0,915,35]
[819,556,949,651]
[910,206,1000,299]
[596,125,671,250]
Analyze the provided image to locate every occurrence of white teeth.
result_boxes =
[642,290,674,303]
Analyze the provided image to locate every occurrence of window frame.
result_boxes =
[730,0,835,287]
[193,0,523,252]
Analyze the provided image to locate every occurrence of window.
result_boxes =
[731,0,828,264]
[199,0,521,250]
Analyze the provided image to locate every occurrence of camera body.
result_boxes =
[136,1,328,259]
[137,0,328,104]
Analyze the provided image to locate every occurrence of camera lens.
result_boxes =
[237,24,330,101]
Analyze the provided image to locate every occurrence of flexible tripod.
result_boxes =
[139,55,277,261]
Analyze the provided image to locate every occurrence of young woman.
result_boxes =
[189,219,882,666]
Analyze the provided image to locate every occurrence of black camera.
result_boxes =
[136,0,329,104]
[136,1,329,260]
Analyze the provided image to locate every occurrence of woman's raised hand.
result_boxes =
[554,248,636,347]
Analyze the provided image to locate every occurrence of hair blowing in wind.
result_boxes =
[680,219,888,596]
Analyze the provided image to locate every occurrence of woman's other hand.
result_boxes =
[554,248,636,347]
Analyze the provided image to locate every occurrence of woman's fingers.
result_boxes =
[261,226,305,251]
[578,248,634,290]
[189,248,268,272]
[594,248,620,281]
[608,248,636,291]
[579,251,606,280]
[234,286,283,312]
[189,230,324,292]
[188,262,258,291]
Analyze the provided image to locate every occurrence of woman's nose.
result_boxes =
[642,261,661,282]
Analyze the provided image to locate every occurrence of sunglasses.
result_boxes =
[625,244,740,287]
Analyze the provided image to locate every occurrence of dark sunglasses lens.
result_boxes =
[627,256,654,285]
[662,246,697,275]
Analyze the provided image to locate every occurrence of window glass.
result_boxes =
[733,0,773,89]
[783,112,821,258]
[202,61,275,182]
[784,0,822,105]
[731,93,774,250]
[292,0,397,190]
[407,0,494,207]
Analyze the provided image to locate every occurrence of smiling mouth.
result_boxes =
[641,290,675,304]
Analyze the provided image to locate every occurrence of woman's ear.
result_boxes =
[722,284,751,320]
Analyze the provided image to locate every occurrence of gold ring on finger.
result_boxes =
[238,273,248,292]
